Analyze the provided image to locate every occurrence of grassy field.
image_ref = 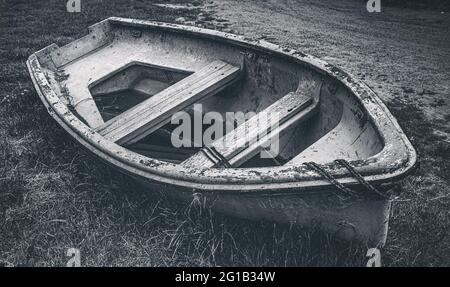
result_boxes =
[0,0,449,266]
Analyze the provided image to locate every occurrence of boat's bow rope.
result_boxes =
[304,160,393,200]
[303,162,356,199]
[334,159,393,199]
[201,146,232,168]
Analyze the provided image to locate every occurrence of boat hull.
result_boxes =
[134,176,391,246]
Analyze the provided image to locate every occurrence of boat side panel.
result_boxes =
[147,177,391,246]
[53,20,114,68]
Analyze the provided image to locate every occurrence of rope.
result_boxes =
[211,146,232,168]
[202,146,232,168]
[334,159,391,199]
[304,162,357,198]
[304,160,391,199]
[200,148,220,165]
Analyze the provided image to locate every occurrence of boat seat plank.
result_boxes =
[182,80,322,168]
[96,60,241,145]
[71,88,105,128]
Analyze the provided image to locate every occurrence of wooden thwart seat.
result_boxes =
[96,60,241,145]
[182,80,322,168]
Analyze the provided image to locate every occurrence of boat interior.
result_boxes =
[40,20,385,169]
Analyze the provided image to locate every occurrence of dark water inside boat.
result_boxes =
[94,90,152,122]
[93,90,195,162]
[94,90,285,166]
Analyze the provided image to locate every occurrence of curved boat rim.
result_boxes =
[27,17,417,193]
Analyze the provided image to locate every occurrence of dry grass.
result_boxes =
[383,100,450,266]
[0,0,449,266]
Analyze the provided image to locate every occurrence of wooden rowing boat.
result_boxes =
[27,17,416,245]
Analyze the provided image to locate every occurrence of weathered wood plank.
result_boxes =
[71,88,105,128]
[182,80,322,168]
[96,60,240,145]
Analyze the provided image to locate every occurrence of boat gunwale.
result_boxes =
[26,17,417,193]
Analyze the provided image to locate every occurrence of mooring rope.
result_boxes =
[304,162,357,198]
[304,159,391,199]
[202,146,232,168]
[334,159,391,199]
